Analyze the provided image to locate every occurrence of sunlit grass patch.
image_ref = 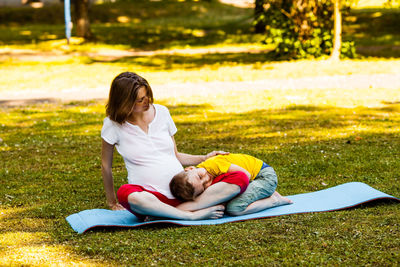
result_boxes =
[0,209,106,266]
[1,59,399,97]
[0,231,105,266]
[159,85,400,115]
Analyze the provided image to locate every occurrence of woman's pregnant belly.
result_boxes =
[126,155,184,199]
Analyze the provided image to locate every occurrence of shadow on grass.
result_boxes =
[87,52,274,69]
[167,103,213,115]
[84,223,185,234]
[345,8,400,58]
[170,104,399,142]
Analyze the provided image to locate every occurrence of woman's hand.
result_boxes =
[205,150,229,160]
[110,203,126,211]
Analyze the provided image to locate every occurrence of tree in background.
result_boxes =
[254,0,355,59]
[74,0,93,39]
[254,0,266,33]
[330,0,341,60]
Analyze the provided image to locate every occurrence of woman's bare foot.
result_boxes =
[270,191,293,206]
[191,205,225,220]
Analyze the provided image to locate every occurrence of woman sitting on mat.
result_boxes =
[101,72,250,221]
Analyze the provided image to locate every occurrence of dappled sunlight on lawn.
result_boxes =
[0,207,106,266]
[172,104,400,145]
[0,232,103,266]
[159,85,400,115]
[168,102,400,196]
[1,58,399,102]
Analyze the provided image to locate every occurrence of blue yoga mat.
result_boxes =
[66,182,399,234]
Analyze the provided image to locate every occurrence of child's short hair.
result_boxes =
[169,171,195,201]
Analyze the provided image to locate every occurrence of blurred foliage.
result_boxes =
[0,0,259,50]
[0,0,399,57]
[255,0,356,59]
[0,5,65,24]
[0,0,250,25]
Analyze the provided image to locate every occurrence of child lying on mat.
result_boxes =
[170,153,293,216]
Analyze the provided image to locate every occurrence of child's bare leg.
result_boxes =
[229,191,293,216]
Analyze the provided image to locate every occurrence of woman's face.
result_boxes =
[131,86,150,113]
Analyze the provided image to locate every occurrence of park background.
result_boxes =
[0,0,399,265]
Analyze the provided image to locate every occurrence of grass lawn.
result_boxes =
[1,86,400,265]
[0,0,400,265]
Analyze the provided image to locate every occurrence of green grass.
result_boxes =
[0,0,399,265]
[1,89,399,265]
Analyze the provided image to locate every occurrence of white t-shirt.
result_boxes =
[101,104,184,199]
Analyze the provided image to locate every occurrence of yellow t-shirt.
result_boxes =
[197,153,263,181]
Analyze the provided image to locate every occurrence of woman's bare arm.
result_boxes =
[101,139,125,210]
[171,136,228,166]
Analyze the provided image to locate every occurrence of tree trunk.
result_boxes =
[330,0,341,60]
[254,0,265,33]
[74,0,93,39]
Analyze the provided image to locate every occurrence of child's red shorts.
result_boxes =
[117,171,249,220]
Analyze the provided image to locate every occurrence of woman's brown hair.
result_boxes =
[106,72,154,124]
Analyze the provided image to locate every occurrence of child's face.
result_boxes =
[185,167,213,198]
